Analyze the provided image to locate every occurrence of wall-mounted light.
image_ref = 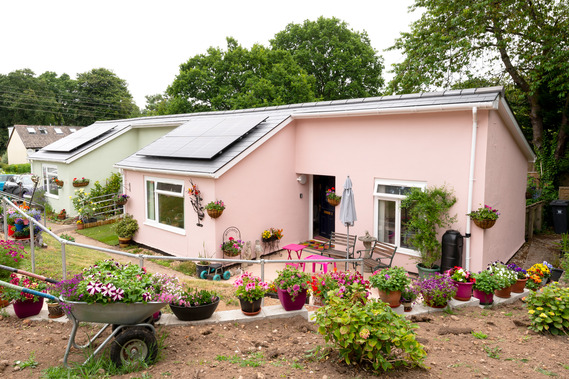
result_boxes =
[297,174,307,185]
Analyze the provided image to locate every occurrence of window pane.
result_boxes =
[375,184,413,196]
[158,194,184,228]
[157,182,182,194]
[400,206,414,249]
[147,181,155,220]
[377,200,396,244]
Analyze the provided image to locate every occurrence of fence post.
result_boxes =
[30,219,35,273]
[2,198,6,238]
[61,242,67,280]
[139,255,145,268]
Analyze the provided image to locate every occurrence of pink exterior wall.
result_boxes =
[123,106,529,272]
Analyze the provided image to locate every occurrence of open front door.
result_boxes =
[313,175,336,239]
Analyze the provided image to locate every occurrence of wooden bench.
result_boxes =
[320,232,358,260]
[354,241,397,272]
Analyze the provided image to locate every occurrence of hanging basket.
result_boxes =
[116,198,128,206]
[327,198,341,207]
[73,181,89,187]
[472,218,496,229]
[54,180,64,187]
[207,209,223,219]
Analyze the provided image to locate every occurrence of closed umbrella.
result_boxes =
[339,176,357,270]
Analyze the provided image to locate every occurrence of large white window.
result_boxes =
[145,177,185,233]
[42,165,59,197]
[373,179,426,254]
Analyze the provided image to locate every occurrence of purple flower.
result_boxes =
[86,281,101,295]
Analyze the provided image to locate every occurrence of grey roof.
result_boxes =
[31,87,520,171]
[12,125,83,149]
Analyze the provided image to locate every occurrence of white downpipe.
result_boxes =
[465,107,478,271]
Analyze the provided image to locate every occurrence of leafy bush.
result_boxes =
[369,266,410,293]
[1,163,30,174]
[113,214,139,238]
[525,282,569,335]
[314,292,426,372]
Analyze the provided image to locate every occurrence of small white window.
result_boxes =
[27,127,36,134]
[69,128,77,133]
[54,128,63,134]
[39,128,47,134]
[373,179,426,254]
[42,165,60,197]
[145,176,185,232]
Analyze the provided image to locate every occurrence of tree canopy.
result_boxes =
[0,68,139,154]
[153,17,384,115]
[387,0,569,169]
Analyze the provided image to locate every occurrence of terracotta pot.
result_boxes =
[13,298,44,319]
[377,289,401,308]
[118,236,132,248]
[403,301,413,312]
[511,278,527,293]
[48,302,65,319]
[77,223,84,230]
[494,285,512,299]
[239,297,262,316]
[0,287,11,308]
[277,288,308,311]
[169,298,219,321]
[452,280,474,301]
[473,288,494,305]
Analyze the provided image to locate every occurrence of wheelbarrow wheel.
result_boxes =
[212,274,221,281]
[200,270,208,279]
[223,271,231,280]
[110,328,158,367]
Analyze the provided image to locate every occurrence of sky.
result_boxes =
[1,0,419,109]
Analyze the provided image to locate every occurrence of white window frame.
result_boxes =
[42,164,59,199]
[373,179,426,257]
[144,176,186,235]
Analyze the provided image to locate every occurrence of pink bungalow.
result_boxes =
[115,87,534,273]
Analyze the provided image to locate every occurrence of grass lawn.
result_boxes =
[76,223,119,246]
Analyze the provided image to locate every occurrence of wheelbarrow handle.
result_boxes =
[0,279,59,302]
[0,264,59,284]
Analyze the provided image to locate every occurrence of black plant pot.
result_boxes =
[169,297,219,321]
[550,268,564,282]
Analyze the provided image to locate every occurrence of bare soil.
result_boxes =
[1,230,568,378]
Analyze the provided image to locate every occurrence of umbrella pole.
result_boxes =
[346,225,350,271]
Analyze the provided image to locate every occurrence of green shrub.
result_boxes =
[525,282,569,335]
[2,163,30,174]
[113,214,139,238]
[314,291,426,372]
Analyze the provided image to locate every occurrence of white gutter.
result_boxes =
[112,164,216,179]
[465,107,478,271]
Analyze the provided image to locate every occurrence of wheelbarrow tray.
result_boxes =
[66,301,166,325]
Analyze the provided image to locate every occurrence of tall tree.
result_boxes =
[165,38,316,114]
[387,0,569,164]
[271,16,384,100]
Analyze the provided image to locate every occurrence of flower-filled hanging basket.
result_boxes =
[207,209,223,219]
[473,218,496,229]
[54,179,64,187]
[327,198,340,207]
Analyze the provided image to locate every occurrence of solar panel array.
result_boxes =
[44,123,117,152]
[137,114,267,159]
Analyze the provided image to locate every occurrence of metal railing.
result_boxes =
[1,195,364,281]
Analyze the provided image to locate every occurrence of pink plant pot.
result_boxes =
[453,280,473,301]
[13,298,44,319]
[473,288,494,305]
[277,288,307,311]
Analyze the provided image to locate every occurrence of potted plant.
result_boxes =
[221,237,244,257]
[544,260,564,282]
[54,178,64,187]
[204,200,225,218]
[196,243,214,278]
[72,177,90,187]
[113,214,139,247]
[1,274,47,318]
[416,273,457,308]
[369,266,410,308]
[261,228,284,242]
[487,262,518,298]
[445,266,475,301]
[0,240,26,308]
[46,285,65,319]
[467,204,500,229]
[113,193,129,206]
[471,269,501,305]
[401,281,419,312]
[233,272,269,316]
[401,186,457,276]
[274,265,311,311]
[507,263,528,293]
[76,219,84,230]
[57,209,67,220]
[168,280,220,321]
[326,187,342,206]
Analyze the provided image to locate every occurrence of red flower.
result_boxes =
[229,237,234,241]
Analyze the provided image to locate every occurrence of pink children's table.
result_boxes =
[282,243,306,269]
[303,254,337,273]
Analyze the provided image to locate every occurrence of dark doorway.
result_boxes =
[313,175,336,239]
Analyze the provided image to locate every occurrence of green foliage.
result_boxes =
[113,214,139,238]
[525,282,569,335]
[401,185,457,268]
[1,163,30,174]
[483,345,502,359]
[59,233,75,242]
[271,16,384,100]
[471,270,501,294]
[274,265,311,301]
[314,292,426,372]
[0,240,26,281]
[471,331,488,339]
[369,266,411,293]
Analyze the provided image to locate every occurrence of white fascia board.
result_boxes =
[113,164,216,179]
[497,97,536,162]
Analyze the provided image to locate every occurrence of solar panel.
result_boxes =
[44,123,117,152]
[138,114,267,159]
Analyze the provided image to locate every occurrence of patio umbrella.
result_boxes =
[339,176,357,270]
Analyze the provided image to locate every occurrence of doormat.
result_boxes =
[300,240,332,250]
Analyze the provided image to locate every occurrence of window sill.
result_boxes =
[144,221,186,236]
